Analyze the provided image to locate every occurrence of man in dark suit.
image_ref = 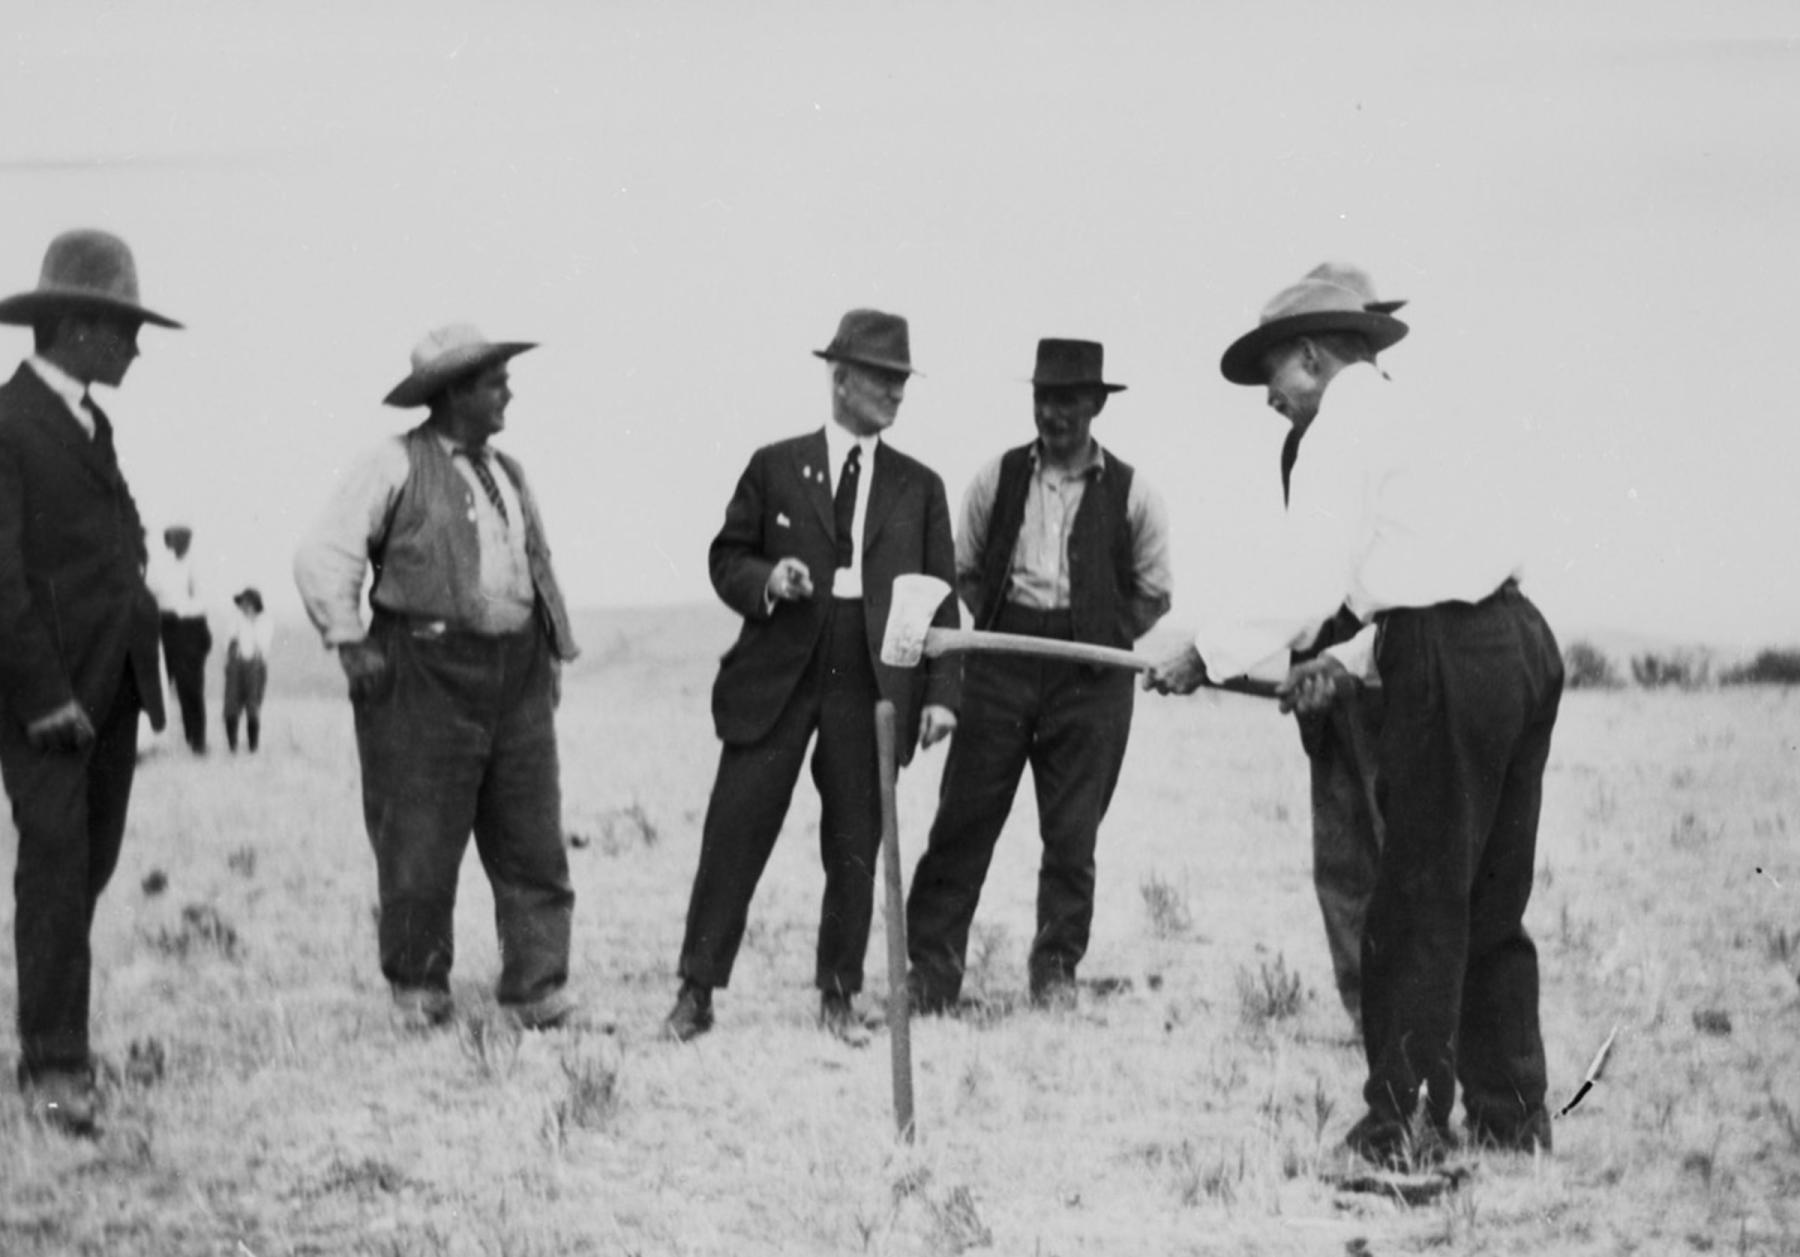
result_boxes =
[0,230,177,1135]
[664,309,960,1045]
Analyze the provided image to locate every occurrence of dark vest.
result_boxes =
[368,425,579,661]
[975,443,1136,649]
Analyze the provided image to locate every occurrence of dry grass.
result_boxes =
[1,607,1797,1254]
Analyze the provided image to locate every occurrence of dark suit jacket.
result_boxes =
[0,365,165,732]
[709,428,959,765]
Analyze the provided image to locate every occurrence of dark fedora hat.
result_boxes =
[1030,338,1126,393]
[0,229,182,329]
[233,587,264,615]
[811,308,918,376]
[384,322,536,408]
[1219,262,1407,386]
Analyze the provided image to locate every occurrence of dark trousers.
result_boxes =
[3,669,142,1079]
[223,651,267,753]
[159,612,210,751]
[906,605,1134,1001]
[1306,689,1385,1021]
[1361,585,1563,1139]
[352,617,573,1006]
[678,599,881,996]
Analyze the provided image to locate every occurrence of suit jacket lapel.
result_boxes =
[862,441,909,550]
[13,367,122,493]
[800,428,834,534]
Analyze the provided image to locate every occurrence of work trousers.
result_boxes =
[3,669,142,1080]
[906,605,1134,1001]
[352,616,572,1006]
[223,649,267,753]
[1304,689,1385,1023]
[679,599,882,996]
[159,612,210,752]
[1361,584,1562,1140]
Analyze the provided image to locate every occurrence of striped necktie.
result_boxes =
[457,447,510,525]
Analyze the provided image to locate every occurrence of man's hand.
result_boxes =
[1144,644,1208,696]
[765,557,814,604]
[337,639,390,702]
[918,704,957,750]
[1279,654,1351,715]
[26,700,95,753]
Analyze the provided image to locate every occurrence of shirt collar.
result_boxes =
[824,421,879,471]
[1030,437,1107,479]
[434,430,493,461]
[26,355,91,419]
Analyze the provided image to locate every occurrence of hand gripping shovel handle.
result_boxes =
[874,700,915,1143]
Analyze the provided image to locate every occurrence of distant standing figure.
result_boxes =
[0,228,178,1136]
[661,309,961,1046]
[905,338,1172,1012]
[222,587,271,753]
[149,523,211,753]
[293,323,590,1034]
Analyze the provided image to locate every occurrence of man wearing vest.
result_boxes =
[294,324,587,1034]
[662,309,960,1046]
[905,338,1172,1012]
[0,229,175,1135]
[1148,266,1562,1167]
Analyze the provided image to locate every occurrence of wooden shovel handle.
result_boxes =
[921,628,1281,699]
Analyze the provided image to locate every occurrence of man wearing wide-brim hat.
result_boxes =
[294,323,591,1034]
[904,338,1172,1014]
[662,308,961,1045]
[1147,264,1564,1168]
[0,228,177,1135]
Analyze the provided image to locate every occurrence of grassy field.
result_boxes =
[1,605,1796,1255]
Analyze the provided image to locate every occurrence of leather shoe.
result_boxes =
[661,981,714,1043]
[906,970,959,1017]
[1467,1106,1552,1155]
[506,989,614,1033]
[1343,1110,1454,1170]
[819,991,872,1048]
[392,986,454,1033]
[22,1068,99,1138]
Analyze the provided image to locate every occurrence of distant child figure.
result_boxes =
[222,587,271,753]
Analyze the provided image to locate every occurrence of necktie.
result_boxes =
[79,392,100,440]
[833,444,861,568]
[458,448,510,526]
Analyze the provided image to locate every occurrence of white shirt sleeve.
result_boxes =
[292,438,411,646]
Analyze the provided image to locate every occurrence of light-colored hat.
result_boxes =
[0,229,182,329]
[1219,262,1408,386]
[383,323,536,408]
[812,308,918,376]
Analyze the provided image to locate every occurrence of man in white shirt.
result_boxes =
[1147,266,1564,1167]
[148,524,212,753]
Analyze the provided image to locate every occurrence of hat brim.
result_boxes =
[0,289,182,330]
[383,342,537,408]
[1029,376,1128,394]
[812,348,919,377]
[1220,311,1408,386]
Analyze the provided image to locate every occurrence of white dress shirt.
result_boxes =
[1195,362,1523,683]
[823,422,880,600]
[26,355,94,437]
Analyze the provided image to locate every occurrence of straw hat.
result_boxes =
[383,323,536,408]
[1219,262,1407,385]
[0,229,181,329]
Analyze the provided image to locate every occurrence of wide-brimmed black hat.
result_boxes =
[1029,338,1126,393]
[1219,262,1408,386]
[0,229,182,329]
[812,308,918,376]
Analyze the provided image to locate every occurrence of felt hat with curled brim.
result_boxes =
[1219,262,1408,386]
[233,587,264,614]
[811,308,919,376]
[383,323,537,408]
[0,229,182,329]
[1029,338,1127,393]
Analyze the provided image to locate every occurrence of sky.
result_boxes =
[3,0,1796,648]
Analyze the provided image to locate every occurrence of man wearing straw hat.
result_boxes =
[904,338,1171,1013]
[1147,264,1562,1166]
[294,324,589,1034]
[662,309,960,1046]
[0,229,177,1134]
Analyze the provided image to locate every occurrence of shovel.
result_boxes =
[878,574,1283,699]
